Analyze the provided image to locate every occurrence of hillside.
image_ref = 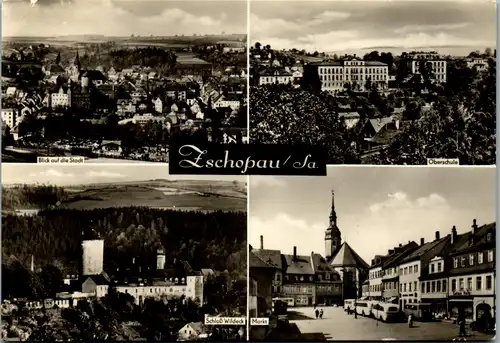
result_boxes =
[2,180,247,213]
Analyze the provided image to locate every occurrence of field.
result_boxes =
[60,179,247,212]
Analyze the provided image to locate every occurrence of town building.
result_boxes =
[50,87,71,108]
[397,233,449,307]
[406,51,447,83]
[447,221,496,323]
[178,322,207,340]
[258,69,294,85]
[249,249,276,316]
[1,108,21,129]
[311,58,389,93]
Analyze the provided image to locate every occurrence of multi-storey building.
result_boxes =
[397,233,449,307]
[249,249,276,316]
[51,87,71,109]
[252,236,284,296]
[368,256,386,301]
[258,68,294,85]
[381,241,418,303]
[311,58,389,93]
[311,253,343,305]
[1,108,21,129]
[447,220,496,323]
[282,247,316,306]
[406,51,447,83]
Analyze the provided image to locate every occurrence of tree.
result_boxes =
[55,52,61,65]
[250,84,360,163]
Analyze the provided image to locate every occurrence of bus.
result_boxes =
[403,303,433,321]
[344,299,356,312]
[372,303,401,322]
[272,297,295,308]
[355,300,373,317]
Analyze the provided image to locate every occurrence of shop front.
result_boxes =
[421,298,447,317]
[448,296,474,323]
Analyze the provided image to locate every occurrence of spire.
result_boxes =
[329,190,337,227]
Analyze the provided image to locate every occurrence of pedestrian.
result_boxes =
[315,309,319,319]
[408,314,413,328]
[313,303,317,310]
[459,318,467,337]
[319,309,324,319]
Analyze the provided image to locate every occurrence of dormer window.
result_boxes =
[487,232,493,242]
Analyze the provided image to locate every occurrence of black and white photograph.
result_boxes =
[1,164,247,341]
[248,167,496,341]
[249,0,496,165]
[1,0,248,163]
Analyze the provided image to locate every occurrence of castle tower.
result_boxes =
[325,190,342,259]
[81,239,104,276]
[156,247,166,270]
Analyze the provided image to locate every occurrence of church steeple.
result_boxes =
[325,189,342,260]
[329,190,337,227]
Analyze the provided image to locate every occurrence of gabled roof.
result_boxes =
[311,253,336,273]
[400,236,449,264]
[329,242,369,269]
[368,117,394,133]
[383,241,419,269]
[283,254,314,275]
[83,273,110,285]
[249,250,276,269]
[449,222,496,255]
[49,64,65,73]
[252,249,283,270]
[183,322,205,335]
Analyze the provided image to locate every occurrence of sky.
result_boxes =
[1,164,247,186]
[2,0,247,37]
[249,167,496,264]
[250,0,496,54]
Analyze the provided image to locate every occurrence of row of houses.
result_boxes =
[362,219,496,323]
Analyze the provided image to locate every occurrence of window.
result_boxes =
[437,280,441,292]
[451,279,456,292]
[488,250,494,262]
[443,280,447,292]
[487,232,493,241]
[453,258,458,268]
[426,282,430,293]
[414,265,418,273]
[404,283,407,292]
[467,278,472,290]
[469,254,475,266]
[476,277,482,290]
[478,252,484,264]
[459,278,464,290]
[460,256,466,267]
[486,276,492,289]
[437,263,442,272]
[404,267,408,275]
[409,283,412,292]
[431,281,436,293]
[421,283,425,293]
[409,266,413,274]
[431,264,435,273]
[400,283,402,292]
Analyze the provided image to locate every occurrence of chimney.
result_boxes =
[435,231,440,241]
[260,235,264,250]
[472,219,478,234]
[451,226,457,244]
[420,238,425,246]
[399,243,402,247]
[293,246,297,260]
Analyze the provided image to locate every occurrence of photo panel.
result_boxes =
[1,164,248,341]
[248,166,496,341]
[249,0,496,165]
[2,0,248,164]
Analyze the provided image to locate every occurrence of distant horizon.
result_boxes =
[4,33,246,39]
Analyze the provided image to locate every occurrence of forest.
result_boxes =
[2,207,247,301]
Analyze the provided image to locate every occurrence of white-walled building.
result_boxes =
[1,108,21,129]
[407,52,447,83]
[51,87,71,108]
[258,69,293,85]
[313,58,389,93]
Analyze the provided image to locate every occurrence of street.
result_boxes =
[288,306,495,341]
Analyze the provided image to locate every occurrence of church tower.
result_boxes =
[325,190,342,259]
